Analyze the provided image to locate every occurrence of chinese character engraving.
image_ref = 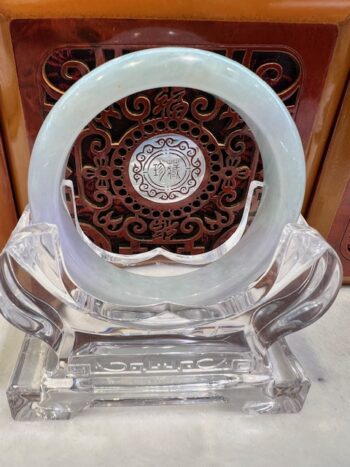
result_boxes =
[153,159,181,182]
[130,134,205,203]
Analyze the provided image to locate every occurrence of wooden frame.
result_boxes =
[308,81,350,282]
[0,130,17,249]
[0,0,348,218]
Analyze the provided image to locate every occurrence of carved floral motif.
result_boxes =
[41,46,302,254]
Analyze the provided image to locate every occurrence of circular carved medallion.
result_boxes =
[129,134,205,204]
[65,88,263,255]
[41,46,304,257]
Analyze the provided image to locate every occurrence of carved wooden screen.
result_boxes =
[11,20,337,255]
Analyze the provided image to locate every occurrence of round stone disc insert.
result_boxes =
[128,133,206,204]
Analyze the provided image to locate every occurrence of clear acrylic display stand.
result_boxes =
[0,47,342,420]
[0,190,341,420]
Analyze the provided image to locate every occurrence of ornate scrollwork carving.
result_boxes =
[40,46,302,255]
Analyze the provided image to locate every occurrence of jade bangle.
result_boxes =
[29,47,305,307]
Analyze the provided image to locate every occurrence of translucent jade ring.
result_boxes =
[28,47,305,307]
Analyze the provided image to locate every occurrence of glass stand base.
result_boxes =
[1,212,341,420]
[7,334,310,420]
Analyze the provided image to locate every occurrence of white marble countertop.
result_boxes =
[0,287,349,467]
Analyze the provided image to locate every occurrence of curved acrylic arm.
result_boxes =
[0,209,342,360]
[250,223,342,353]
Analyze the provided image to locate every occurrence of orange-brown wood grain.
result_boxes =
[303,20,350,210]
[0,130,17,249]
[0,18,30,211]
[0,0,349,23]
[307,81,350,281]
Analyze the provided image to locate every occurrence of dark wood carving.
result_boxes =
[42,47,301,254]
[10,19,337,254]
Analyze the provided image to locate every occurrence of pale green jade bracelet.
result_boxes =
[28,47,305,307]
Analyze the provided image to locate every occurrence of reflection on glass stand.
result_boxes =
[0,181,341,420]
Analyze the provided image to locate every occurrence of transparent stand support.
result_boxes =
[0,205,342,420]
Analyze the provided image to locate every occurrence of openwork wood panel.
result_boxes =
[40,47,301,254]
[11,19,338,255]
